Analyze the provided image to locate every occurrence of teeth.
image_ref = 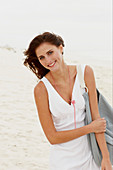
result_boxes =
[49,61,55,67]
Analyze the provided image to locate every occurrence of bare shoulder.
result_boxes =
[84,65,93,75]
[34,80,48,105]
[84,65,96,90]
[84,65,94,79]
[34,81,47,95]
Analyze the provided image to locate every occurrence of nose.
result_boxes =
[45,55,52,64]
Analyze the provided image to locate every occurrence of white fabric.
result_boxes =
[40,64,100,170]
[77,64,88,92]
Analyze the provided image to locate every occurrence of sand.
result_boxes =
[0,48,112,170]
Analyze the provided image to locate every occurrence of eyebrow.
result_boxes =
[38,49,53,58]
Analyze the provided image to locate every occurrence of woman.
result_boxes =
[23,32,112,170]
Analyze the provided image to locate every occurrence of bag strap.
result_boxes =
[77,64,88,92]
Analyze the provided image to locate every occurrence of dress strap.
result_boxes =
[77,64,88,92]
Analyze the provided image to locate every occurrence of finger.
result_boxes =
[101,165,104,170]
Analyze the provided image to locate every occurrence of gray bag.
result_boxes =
[77,64,113,167]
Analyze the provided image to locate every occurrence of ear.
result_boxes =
[59,44,63,54]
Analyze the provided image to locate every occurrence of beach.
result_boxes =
[0,48,112,170]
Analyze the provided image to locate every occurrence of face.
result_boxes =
[35,42,63,71]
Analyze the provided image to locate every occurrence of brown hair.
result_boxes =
[23,32,65,79]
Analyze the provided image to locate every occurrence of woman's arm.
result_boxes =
[34,81,105,145]
[84,65,112,169]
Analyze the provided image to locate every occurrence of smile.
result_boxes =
[48,61,56,67]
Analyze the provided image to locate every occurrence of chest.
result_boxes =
[52,82,72,105]
[48,80,86,119]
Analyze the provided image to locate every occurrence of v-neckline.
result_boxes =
[44,68,78,107]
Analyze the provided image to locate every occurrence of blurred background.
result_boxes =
[0,0,112,62]
[0,0,112,169]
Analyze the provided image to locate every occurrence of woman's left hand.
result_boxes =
[101,158,112,170]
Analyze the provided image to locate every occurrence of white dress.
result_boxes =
[40,64,100,170]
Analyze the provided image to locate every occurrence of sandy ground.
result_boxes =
[0,49,112,170]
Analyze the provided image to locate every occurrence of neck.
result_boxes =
[49,62,68,83]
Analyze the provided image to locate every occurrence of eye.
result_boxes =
[48,51,53,55]
[39,56,44,60]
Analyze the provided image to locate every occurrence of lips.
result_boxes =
[48,60,56,67]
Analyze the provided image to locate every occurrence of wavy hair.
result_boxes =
[23,32,65,79]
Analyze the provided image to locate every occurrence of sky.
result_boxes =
[0,0,112,60]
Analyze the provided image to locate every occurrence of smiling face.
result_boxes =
[35,42,64,71]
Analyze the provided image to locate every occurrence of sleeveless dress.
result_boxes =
[39,64,100,170]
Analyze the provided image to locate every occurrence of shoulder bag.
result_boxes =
[77,64,113,167]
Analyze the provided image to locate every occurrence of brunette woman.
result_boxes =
[23,32,112,170]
